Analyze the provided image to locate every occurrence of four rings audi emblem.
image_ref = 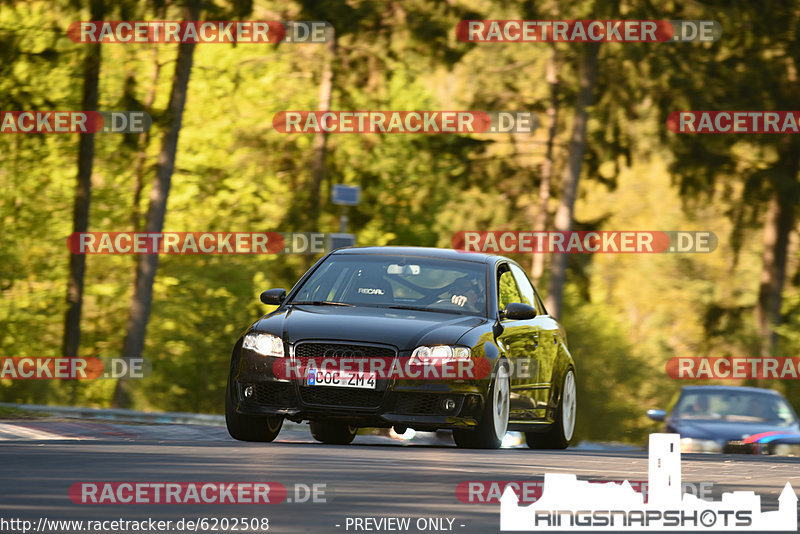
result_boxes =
[322,348,366,358]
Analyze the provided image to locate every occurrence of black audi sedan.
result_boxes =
[225,246,576,449]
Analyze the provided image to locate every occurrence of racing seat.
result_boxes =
[348,270,393,305]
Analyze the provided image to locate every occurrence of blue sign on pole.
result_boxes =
[327,233,356,251]
[328,233,356,251]
[331,184,360,206]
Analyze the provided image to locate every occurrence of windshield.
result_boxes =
[674,390,798,426]
[289,254,487,316]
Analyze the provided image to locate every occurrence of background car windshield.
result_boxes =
[290,255,486,315]
[674,391,798,426]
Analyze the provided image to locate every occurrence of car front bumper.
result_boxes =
[231,344,492,430]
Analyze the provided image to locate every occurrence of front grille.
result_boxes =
[724,440,757,454]
[295,342,396,360]
[395,393,447,415]
[300,387,384,408]
[294,342,395,408]
[241,382,292,406]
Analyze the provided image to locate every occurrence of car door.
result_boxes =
[495,262,544,422]
[509,263,560,413]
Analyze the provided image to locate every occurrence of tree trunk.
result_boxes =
[131,46,161,232]
[113,0,200,408]
[755,141,799,356]
[62,0,105,360]
[545,43,600,318]
[304,37,335,267]
[531,43,559,285]
[308,36,336,233]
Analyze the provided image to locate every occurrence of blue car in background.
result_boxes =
[647,385,800,454]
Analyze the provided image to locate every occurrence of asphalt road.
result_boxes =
[0,421,798,533]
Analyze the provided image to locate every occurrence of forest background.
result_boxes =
[2,0,799,444]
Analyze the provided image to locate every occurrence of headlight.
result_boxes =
[243,333,284,357]
[771,443,800,457]
[410,345,471,364]
[680,437,723,453]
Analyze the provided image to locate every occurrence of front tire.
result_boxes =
[526,368,576,449]
[225,381,283,442]
[310,421,358,445]
[453,362,510,449]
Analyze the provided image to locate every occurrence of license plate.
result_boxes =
[307,369,376,389]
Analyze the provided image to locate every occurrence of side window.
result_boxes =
[509,264,535,308]
[497,266,523,311]
[508,263,548,316]
[534,291,547,316]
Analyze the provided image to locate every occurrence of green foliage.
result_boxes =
[560,290,653,444]
[1,0,799,444]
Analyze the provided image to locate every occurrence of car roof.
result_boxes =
[331,246,504,264]
[681,385,783,397]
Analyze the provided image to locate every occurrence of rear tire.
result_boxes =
[225,380,283,442]
[310,421,358,445]
[453,362,510,449]
[526,368,576,449]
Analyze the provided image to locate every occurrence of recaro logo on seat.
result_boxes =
[357,288,385,295]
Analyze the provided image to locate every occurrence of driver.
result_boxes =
[448,276,482,313]
[685,395,710,416]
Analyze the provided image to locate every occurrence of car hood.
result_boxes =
[670,418,800,443]
[251,305,486,351]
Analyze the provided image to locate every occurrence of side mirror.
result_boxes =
[260,288,287,305]
[501,302,537,320]
[647,409,667,422]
